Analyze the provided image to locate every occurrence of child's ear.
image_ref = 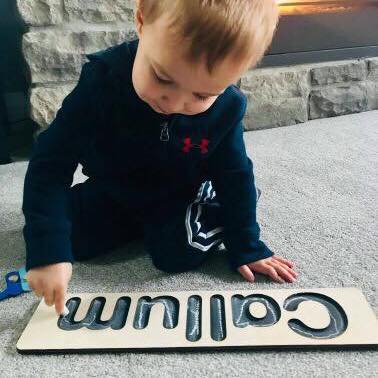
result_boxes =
[135,5,144,37]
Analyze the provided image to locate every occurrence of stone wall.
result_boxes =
[241,58,378,130]
[16,0,136,131]
[16,0,378,132]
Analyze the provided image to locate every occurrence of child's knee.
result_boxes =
[151,254,205,273]
[71,234,93,262]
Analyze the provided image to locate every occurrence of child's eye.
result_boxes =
[153,69,209,102]
[153,70,172,85]
[195,94,209,102]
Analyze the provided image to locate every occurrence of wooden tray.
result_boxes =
[17,287,378,353]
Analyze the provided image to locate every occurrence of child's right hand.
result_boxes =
[26,262,72,315]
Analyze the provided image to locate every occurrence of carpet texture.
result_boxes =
[0,110,377,377]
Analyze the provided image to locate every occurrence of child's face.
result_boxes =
[133,9,249,116]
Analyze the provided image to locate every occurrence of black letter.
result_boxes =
[58,296,131,330]
[133,296,179,329]
[210,295,226,341]
[283,292,348,339]
[232,294,281,328]
[186,295,202,342]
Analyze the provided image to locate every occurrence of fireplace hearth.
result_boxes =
[261,0,378,67]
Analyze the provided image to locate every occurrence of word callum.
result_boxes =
[58,292,348,342]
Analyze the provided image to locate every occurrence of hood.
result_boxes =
[85,38,139,84]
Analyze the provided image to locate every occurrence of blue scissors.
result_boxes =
[0,267,32,301]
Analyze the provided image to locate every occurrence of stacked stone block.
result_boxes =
[240,58,378,131]
[16,0,136,129]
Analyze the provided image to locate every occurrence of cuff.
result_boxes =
[223,226,275,271]
[24,231,75,272]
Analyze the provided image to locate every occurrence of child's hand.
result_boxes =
[237,256,298,284]
[26,262,72,315]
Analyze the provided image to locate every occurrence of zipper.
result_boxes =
[160,120,170,142]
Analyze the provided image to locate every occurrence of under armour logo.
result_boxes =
[182,137,209,154]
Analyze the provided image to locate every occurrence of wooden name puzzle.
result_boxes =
[17,287,378,353]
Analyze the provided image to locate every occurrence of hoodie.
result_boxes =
[22,38,274,272]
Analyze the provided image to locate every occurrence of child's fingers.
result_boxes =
[54,287,66,315]
[27,281,35,291]
[237,265,255,283]
[44,289,55,306]
[277,262,299,278]
[269,261,296,282]
[272,255,294,268]
[34,288,44,297]
[264,266,285,283]
[27,278,43,297]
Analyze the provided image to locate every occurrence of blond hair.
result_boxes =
[137,0,280,74]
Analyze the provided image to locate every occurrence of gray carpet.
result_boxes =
[1,111,377,377]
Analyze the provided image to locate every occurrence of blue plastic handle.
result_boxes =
[0,267,31,301]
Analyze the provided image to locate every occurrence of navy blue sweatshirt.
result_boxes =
[22,38,274,273]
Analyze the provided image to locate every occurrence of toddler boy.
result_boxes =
[24,0,298,315]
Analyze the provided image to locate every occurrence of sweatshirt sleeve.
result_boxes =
[22,61,102,272]
[208,95,274,272]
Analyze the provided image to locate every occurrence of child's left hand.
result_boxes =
[237,256,299,284]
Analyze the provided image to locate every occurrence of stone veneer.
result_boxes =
[16,0,378,132]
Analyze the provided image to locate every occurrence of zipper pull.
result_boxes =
[160,121,169,141]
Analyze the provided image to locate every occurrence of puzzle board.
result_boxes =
[17,287,378,353]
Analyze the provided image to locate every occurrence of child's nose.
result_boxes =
[161,94,185,114]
